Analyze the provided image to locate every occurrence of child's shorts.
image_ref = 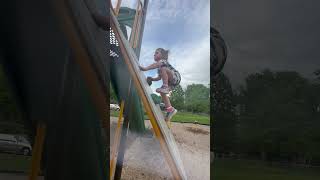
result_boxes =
[158,59,181,89]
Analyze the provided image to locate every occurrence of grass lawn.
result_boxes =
[110,110,210,125]
[171,111,209,125]
[0,153,31,173]
[110,110,120,117]
[213,159,320,180]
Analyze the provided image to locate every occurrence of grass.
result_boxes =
[110,110,120,117]
[171,111,209,125]
[0,153,31,173]
[213,159,320,180]
[110,109,210,125]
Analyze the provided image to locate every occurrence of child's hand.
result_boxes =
[139,66,146,71]
[147,77,153,85]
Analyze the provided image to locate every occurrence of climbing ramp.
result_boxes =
[110,8,187,180]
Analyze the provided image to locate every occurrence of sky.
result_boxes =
[212,0,320,88]
[112,0,210,92]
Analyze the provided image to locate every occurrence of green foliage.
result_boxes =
[152,83,210,114]
[213,159,320,180]
[109,80,209,115]
[170,85,185,110]
[238,69,320,161]
[315,69,320,81]
[110,109,119,117]
[110,110,210,125]
[211,69,320,164]
[0,153,31,173]
[0,99,20,123]
[151,93,161,104]
[171,111,209,125]
[0,65,24,134]
[110,84,118,104]
[211,73,237,153]
[185,84,210,113]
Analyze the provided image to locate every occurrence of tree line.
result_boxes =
[0,66,26,134]
[110,83,210,114]
[212,69,320,166]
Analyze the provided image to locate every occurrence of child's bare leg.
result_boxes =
[160,92,171,108]
[160,91,177,126]
[160,67,173,86]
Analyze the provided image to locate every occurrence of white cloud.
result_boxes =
[111,0,137,9]
[170,37,210,89]
[137,0,210,93]
[185,1,210,32]
[140,36,210,90]
[147,0,207,21]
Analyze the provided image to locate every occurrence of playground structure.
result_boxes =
[110,0,187,179]
[1,0,109,179]
[0,0,187,179]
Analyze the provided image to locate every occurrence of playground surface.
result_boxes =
[110,117,210,180]
[0,173,43,180]
[213,159,320,180]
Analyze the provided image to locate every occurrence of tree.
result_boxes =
[110,84,118,104]
[314,69,320,82]
[238,69,319,162]
[185,84,210,113]
[170,85,185,110]
[211,73,237,154]
[151,93,161,104]
[0,65,24,134]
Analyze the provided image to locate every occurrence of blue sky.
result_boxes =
[112,0,210,92]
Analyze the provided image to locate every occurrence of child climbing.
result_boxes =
[139,48,181,127]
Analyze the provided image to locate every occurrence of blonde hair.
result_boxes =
[156,48,170,60]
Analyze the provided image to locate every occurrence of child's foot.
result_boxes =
[165,107,177,128]
[156,85,170,94]
[166,121,171,129]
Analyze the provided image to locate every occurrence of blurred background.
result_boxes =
[212,1,320,179]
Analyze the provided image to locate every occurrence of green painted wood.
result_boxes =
[0,0,109,179]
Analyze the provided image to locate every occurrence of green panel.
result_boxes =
[110,54,146,133]
[111,7,147,133]
[117,7,136,28]
[45,58,107,180]
[0,0,109,179]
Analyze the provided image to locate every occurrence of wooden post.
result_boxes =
[29,123,46,180]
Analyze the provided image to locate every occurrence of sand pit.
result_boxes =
[110,117,210,180]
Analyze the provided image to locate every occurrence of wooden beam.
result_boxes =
[29,123,46,180]
[110,101,125,179]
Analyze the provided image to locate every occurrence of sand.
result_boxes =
[110,117,210,180]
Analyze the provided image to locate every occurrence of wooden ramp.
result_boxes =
[111,9,187,180]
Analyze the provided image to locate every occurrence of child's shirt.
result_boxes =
[157,59,179,74]
[157,59,181,87]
